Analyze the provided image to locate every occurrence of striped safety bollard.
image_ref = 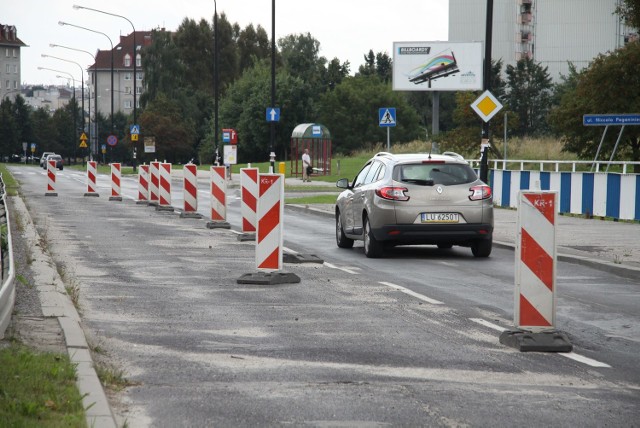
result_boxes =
[256,173,284,271]
[206,166,230,228]
[499,190,572,352]
[238,168,259,240]
[84,161,99,197]
[157,162,174,212]
[109,163,122,201]
[136,164,149,204]
[180,164,202,218]
[45,159,58,197]
[148,161,160,205]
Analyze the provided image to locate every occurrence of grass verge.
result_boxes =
[0,343,86,427]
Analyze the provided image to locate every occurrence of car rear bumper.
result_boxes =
[372,223,493,245]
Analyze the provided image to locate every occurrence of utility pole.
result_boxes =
[480,0,494,184]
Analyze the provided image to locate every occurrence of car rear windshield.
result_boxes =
[394,162,477,186]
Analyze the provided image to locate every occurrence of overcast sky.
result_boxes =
[6,0,449,86]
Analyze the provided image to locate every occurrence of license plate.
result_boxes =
[421,213,459,223]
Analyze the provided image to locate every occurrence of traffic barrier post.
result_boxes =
[84,161,99,197]
[499,191,572,352]
[45,160,58,197]
[109,163,122,201]
[148,161,160,206]
[180,164,202,219]
[206,166,230,229]
[157,162,174,212]
[238,167,259,240]
[136,164,149,204]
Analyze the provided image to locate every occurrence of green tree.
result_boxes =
[173,18,215,93]
[550,40,640,170]
[317,75,422,154]
[616,0,640,29]
[278,33,327,92]
[0,98,19,159]
[30,107,58,155]
[357,50,392,82]
[236,23,270,73]
[505,57,553,136]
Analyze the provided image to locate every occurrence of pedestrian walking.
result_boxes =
[302,148,312,182]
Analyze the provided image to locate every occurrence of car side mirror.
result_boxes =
[336,178,350,189]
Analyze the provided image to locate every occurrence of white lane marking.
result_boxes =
[559,352,611,368]
[324,262,359,275]
[469,318,612,368]
[283,246,298,254]
[380,281,444,305]
[469,318,508,332]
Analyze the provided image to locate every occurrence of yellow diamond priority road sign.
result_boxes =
[471,90,503,122]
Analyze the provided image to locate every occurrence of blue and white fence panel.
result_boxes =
[490,170,640,221]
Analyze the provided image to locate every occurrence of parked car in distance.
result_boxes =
[40,152,56,168]
[43,154,63,170]
[335,151,494,258]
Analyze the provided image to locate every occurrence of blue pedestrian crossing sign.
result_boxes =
[130,124,140,135]
[379,108,396,127]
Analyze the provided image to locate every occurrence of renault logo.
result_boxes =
[436,185,443,194]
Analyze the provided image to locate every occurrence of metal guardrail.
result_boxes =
[0,174,16,339]
[468,159,640,174]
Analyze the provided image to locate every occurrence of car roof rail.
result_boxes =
[442,151,465,161]
[375,152,394,157]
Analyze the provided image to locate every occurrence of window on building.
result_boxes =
[124,54,131,67]
[124,100,132,109]
[124,72,131,80]
[0,81,2,89]
[136,99,140,108]
[13,81,17,89]
[13,65,18,74]
[5,80,9,88]
[5,48,8,57]
[12,48,16,58]
[136,53,141,67]
[136,72,143,80]
[125,86,131,94]
[136,86,142,94]
[5,64,9,73]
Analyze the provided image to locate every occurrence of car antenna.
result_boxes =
[423,117,432,159]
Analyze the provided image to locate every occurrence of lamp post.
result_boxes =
[72,5,139,166]
[50,44,99,159]
[38,67,78,156]
[41,54,84,135]
[270,0,276,172]
[58,21,114,135]
[214,0,219,166]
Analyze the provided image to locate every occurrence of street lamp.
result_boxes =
[58,21,114,134]
[270,0,276,172]
[41,53,84,135]
[50,43,99,159]
[38,67,78,155]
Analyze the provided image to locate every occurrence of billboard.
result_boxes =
[393,41,483,91]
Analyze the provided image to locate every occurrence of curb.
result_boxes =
[285,204,640,279]
[13,196,117,428]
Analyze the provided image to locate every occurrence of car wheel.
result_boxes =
[363,216,383,258]
[437,243,453,249]
[336,210,354,249]
[471,238,492,257]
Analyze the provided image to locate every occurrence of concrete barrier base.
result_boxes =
[84,192,99,197]
[206,221,230,229]
[180,212,203,219]
[237,233,256,242]
[499,330,573,352]
[45,193,58,197]
[109,196,122,201]
[156,205,174,212]
[237,272,301,285]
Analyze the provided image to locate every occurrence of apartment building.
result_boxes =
[449,0,637,82]
[0,24,27,100]
[89,31,152,117]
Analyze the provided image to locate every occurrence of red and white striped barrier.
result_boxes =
[240,168,259,233]
[149,161,160,204]
[158,162,172,209]
[109,163,122,201]
[210,166,227,221]
[183,164,198,213]
[137,164,149,203]
[45,160,58,196]
[84,161,99,197]
[515,191,558,332]
[256,173,284,271]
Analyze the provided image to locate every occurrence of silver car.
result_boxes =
[335,152,494,258]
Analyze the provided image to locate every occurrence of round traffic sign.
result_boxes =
[107,134,118,146]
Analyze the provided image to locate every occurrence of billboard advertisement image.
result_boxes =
[393,41,483,91]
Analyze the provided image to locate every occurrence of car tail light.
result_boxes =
[421,160,445,164]
[469,184,492,201]
[376,186,410,201]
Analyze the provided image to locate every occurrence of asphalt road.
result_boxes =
[10,166,640,427]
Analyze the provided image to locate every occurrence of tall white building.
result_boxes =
[0,24,26,100]
[449,0,637,82]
